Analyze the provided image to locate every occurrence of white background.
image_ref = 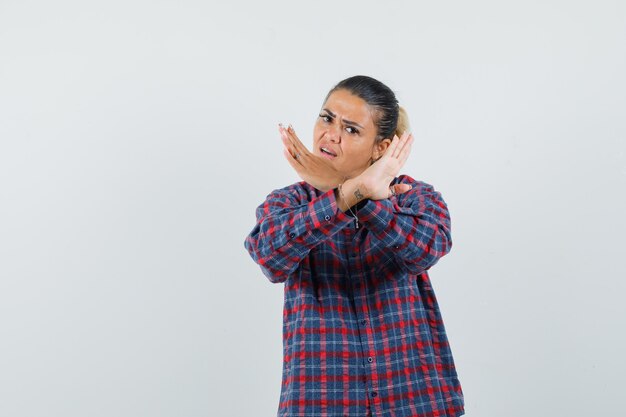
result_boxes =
[1,1,625,416]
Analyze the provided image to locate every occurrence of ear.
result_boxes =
[372,138,392,161]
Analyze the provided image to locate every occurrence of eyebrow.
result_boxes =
[322,108,365,130]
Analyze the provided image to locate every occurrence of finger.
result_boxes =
[279,124,296,149]
[398,135,414,166]
[397,144,412,170]
[390,132,407,158]
[391,131,410,159]
[383,135,400,159]
[281,126,310,163]
[278,123,296,154]
[288,147,305,166]
[280,130,297,157]
[398,132,413,157]
[283,133,311,168]
[283,148,303,170]
[286,125,312,158]
[392,183,413,196]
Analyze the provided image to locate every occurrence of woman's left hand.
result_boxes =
[280,124,343,192]
[357,132,414,200]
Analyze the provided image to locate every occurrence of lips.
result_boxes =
[320,146,337,159]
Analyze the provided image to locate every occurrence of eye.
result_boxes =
[319,113,332,123]
[346,126,359,135]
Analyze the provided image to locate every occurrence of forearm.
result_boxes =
[334,177,369,212]
[245,186,352,283]
[357,177,453,274]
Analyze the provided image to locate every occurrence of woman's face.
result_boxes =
[312,89,391,179]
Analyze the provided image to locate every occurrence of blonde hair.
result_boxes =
[394,106,410,138]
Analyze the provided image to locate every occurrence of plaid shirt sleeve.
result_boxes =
[358,175,453,274]
[244,183,353,283]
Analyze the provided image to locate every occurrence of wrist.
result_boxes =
[318,174,344,193]
[336,177,368,212]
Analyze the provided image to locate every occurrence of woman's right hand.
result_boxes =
[357,132,414,200]
[280,124,343,192]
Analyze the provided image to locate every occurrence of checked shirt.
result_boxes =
[244,174,465,417]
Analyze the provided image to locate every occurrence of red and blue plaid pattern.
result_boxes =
[244,175,465,417]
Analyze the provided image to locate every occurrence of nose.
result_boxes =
[326,124,342,143]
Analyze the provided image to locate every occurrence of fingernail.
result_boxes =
[288,124,293,132]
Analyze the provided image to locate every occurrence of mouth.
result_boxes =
[320,146,337,160]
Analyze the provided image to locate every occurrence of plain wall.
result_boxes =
[1,1,625,416]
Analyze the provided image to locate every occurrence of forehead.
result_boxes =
[323,89,376,129]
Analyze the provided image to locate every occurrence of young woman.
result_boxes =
[244,75,465,417]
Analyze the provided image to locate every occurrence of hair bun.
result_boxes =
[395,106,410,137]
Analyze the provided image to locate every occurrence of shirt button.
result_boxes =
[367,357,373,363]
[324,215,331,221]
[371,391,378,397]
[394,245,400,249]
[289,232,295,238]
[361,319,367,325]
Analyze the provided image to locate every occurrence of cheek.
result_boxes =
[312,123,322,138]
[347,143,374,163]
[312,124,328,145]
